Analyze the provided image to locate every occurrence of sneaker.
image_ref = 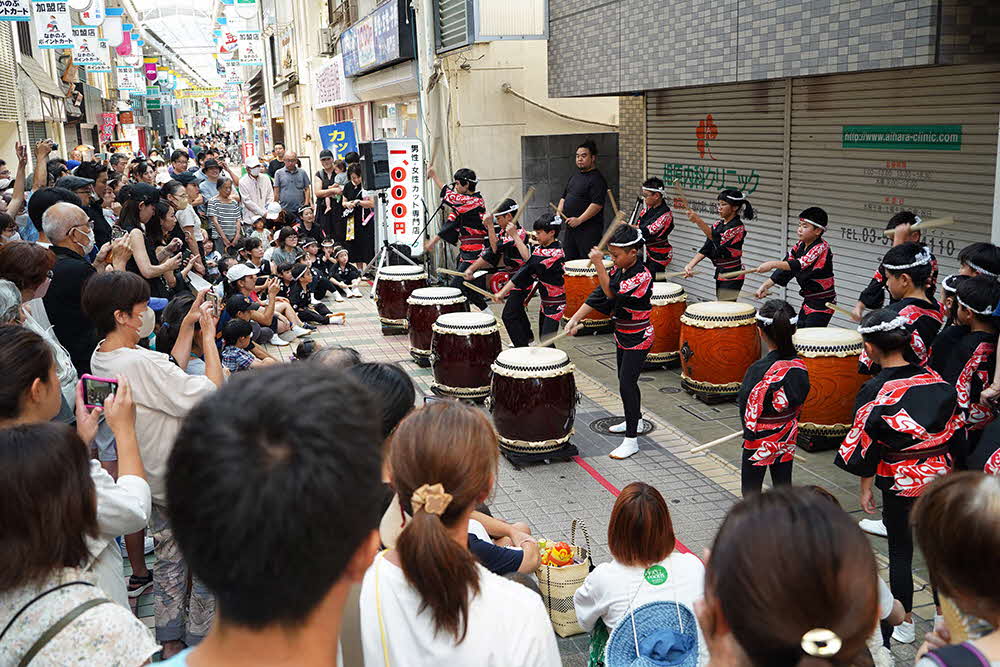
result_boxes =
[127,572,153,598]
[334,292,345,302]
[609,438,640,460]
[859,518,888,538]
[291,326,311,337]
[609,419,647,434]
[269,333,290,346]
[892,620,915,644]
[351,287,363,298]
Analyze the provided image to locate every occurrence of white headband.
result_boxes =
[957,296,995,316]
[884,248,932,271]
[857,316,909,335]
[495,203,519,216]
[609,229,644,247]
[755,312,798,326]
[967,261,999,279]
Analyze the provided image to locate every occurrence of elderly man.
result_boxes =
[238,155,274,226]
[273,150,311,223]
[41,202,100,375]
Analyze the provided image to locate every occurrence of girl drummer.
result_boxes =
[736,299,810,497]
[565,225,653,460]
[493,214,565,347]
[634,177,674,275]
[682,189,755,301]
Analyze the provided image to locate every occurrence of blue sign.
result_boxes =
[319,122,358,160]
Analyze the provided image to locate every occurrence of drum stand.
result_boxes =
[499,442,580,470]
[365,190,421,300]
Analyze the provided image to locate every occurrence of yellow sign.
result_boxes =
[175,87,222,99]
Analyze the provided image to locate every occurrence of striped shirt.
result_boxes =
[207,196,244,239]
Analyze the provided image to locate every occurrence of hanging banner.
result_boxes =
[0,0,30,22]
[238,30,262,66]
[144,57,158,82]
[80,0,103,26]
[318,121,358,159]
[32,0,73,49]
[116,65,142,91]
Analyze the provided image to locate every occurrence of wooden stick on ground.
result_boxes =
[689,431,742,453]
[672,179,691,211]
[825,301,856,319]
[462,281,497,300]
[882,215,955,238]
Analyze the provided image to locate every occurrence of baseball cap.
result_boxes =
[226,264,260,283]
[319,149,334,159]
[225,294,261,317]
[245,155,261,169]
[265,202,282,220]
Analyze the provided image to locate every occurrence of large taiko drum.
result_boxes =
[646,282,687,367]
[406,287,468,367]
[430,312,502,400]
[679,301,760,402]
[490,347,577,454]
[793,326,867,451]
[562,259,614,333]
[375,265,427,334]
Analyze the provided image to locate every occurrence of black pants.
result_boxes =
[616,347,649,438]
[882,489,916,612]
[798,301,834,328]
[450,254,487,309]
[740,448,793,497]
[563,224,603,261]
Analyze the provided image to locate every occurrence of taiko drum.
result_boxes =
[646,282,686,367]
[490,347,577,454]
[679,301,759,402]
[406,287,468,367]
[793,326,867,444]
[562,259,613,332]
[430,311,502,400]
[374,265,427,334]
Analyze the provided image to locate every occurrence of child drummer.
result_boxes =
[736,299,810,496]
[634,177,674,275]
[753,207,837,328]
[463,198,530,280]
[682,189,755,301]
[565,225,653,460]
[493,214,565,347]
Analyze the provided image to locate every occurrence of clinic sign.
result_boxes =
[842,125,962,151]
[386,138,423,249]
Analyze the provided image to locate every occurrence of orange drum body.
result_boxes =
[375,265,428,334]
[793,327,867,452]
[679,301,759,403]
[406,287,468,366]
[562,259,613,333]
[430,312,502,400]
[646,282,686,367]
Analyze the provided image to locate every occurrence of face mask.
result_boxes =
[73,226,95,254]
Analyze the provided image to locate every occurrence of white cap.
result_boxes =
[245,155,261,169]
[226,264,260,283]
[265,201,282,220]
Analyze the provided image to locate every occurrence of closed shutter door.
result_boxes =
[789,63,1000,321]
[0,24,17,122]
[27,121,47,147]
[647,80,788,304]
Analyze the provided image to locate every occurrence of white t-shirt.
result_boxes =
[91,344,216,506]
[360,555,560,667]
[573,552,708,664]
[175,205,204,242]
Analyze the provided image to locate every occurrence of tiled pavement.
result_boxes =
[132,281,930,665]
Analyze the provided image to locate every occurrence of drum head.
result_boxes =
[793,326,863,357]
[564,258,612,275]
[651,282,685,304]
[408,287,465,304]
[379,265,427,279]
[433,311,498,333]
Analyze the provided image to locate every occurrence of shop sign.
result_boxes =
[842,125,962,151]
[318,121,358,159]
[32,0,72,49]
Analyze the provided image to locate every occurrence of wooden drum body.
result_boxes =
[562,259,614,333]
[375,265,428,334]
[430,312,502,400]
[647,282,686,367]
[794,327,867,451]
[679,301,759,402]
[406,287,468,366]
[490,347,577,454]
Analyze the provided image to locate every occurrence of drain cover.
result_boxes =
[659,386,682,394]
[589,416,655,436]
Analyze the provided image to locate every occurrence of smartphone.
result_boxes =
[81,375,118,409]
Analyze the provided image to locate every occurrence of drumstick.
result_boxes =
[689,431,742,453]
[436,268,466,277]
[462,281,496,300]
[882,215,955,238]
[825,301,856,319]
[672,179,690,211]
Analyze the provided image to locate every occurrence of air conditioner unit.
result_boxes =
[318,28,336,56]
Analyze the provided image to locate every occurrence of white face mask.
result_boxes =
[72,226,95,254]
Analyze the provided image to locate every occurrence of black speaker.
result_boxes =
[358,140,390,189]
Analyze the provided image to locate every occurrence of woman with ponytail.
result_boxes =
[697,486,880,667]
[682,189,754,301]
[359,401,559,666]
[736,299,810,496]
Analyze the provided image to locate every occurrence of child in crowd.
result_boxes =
[566,224,652,460]
[493,214,566,347]
[288,264,345,326]
[836,308,960,644]
[221,319,273,373]
[682,189,754,301]
[635,177,675,275]
[736,299,810,496]
[330,247,363,301]
[754,207,836,328]
[859,242,943,374]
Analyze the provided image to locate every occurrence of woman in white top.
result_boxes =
[359,401,560,667]
[0,422,158,665]
[574,482,708,665]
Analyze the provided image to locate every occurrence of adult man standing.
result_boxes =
[557,139,607,260]
[238,155,274,226]
[273,151,311,223]
[41,202,99,375]
[267,143,286,179]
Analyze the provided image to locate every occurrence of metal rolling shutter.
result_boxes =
[646,80,788,304]
[788,63,1000,325]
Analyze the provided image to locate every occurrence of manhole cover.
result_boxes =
[589,417,655,436]
[659,387,682,394]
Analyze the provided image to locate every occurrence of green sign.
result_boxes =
[842,125,962,151]
[146,97,161,111]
